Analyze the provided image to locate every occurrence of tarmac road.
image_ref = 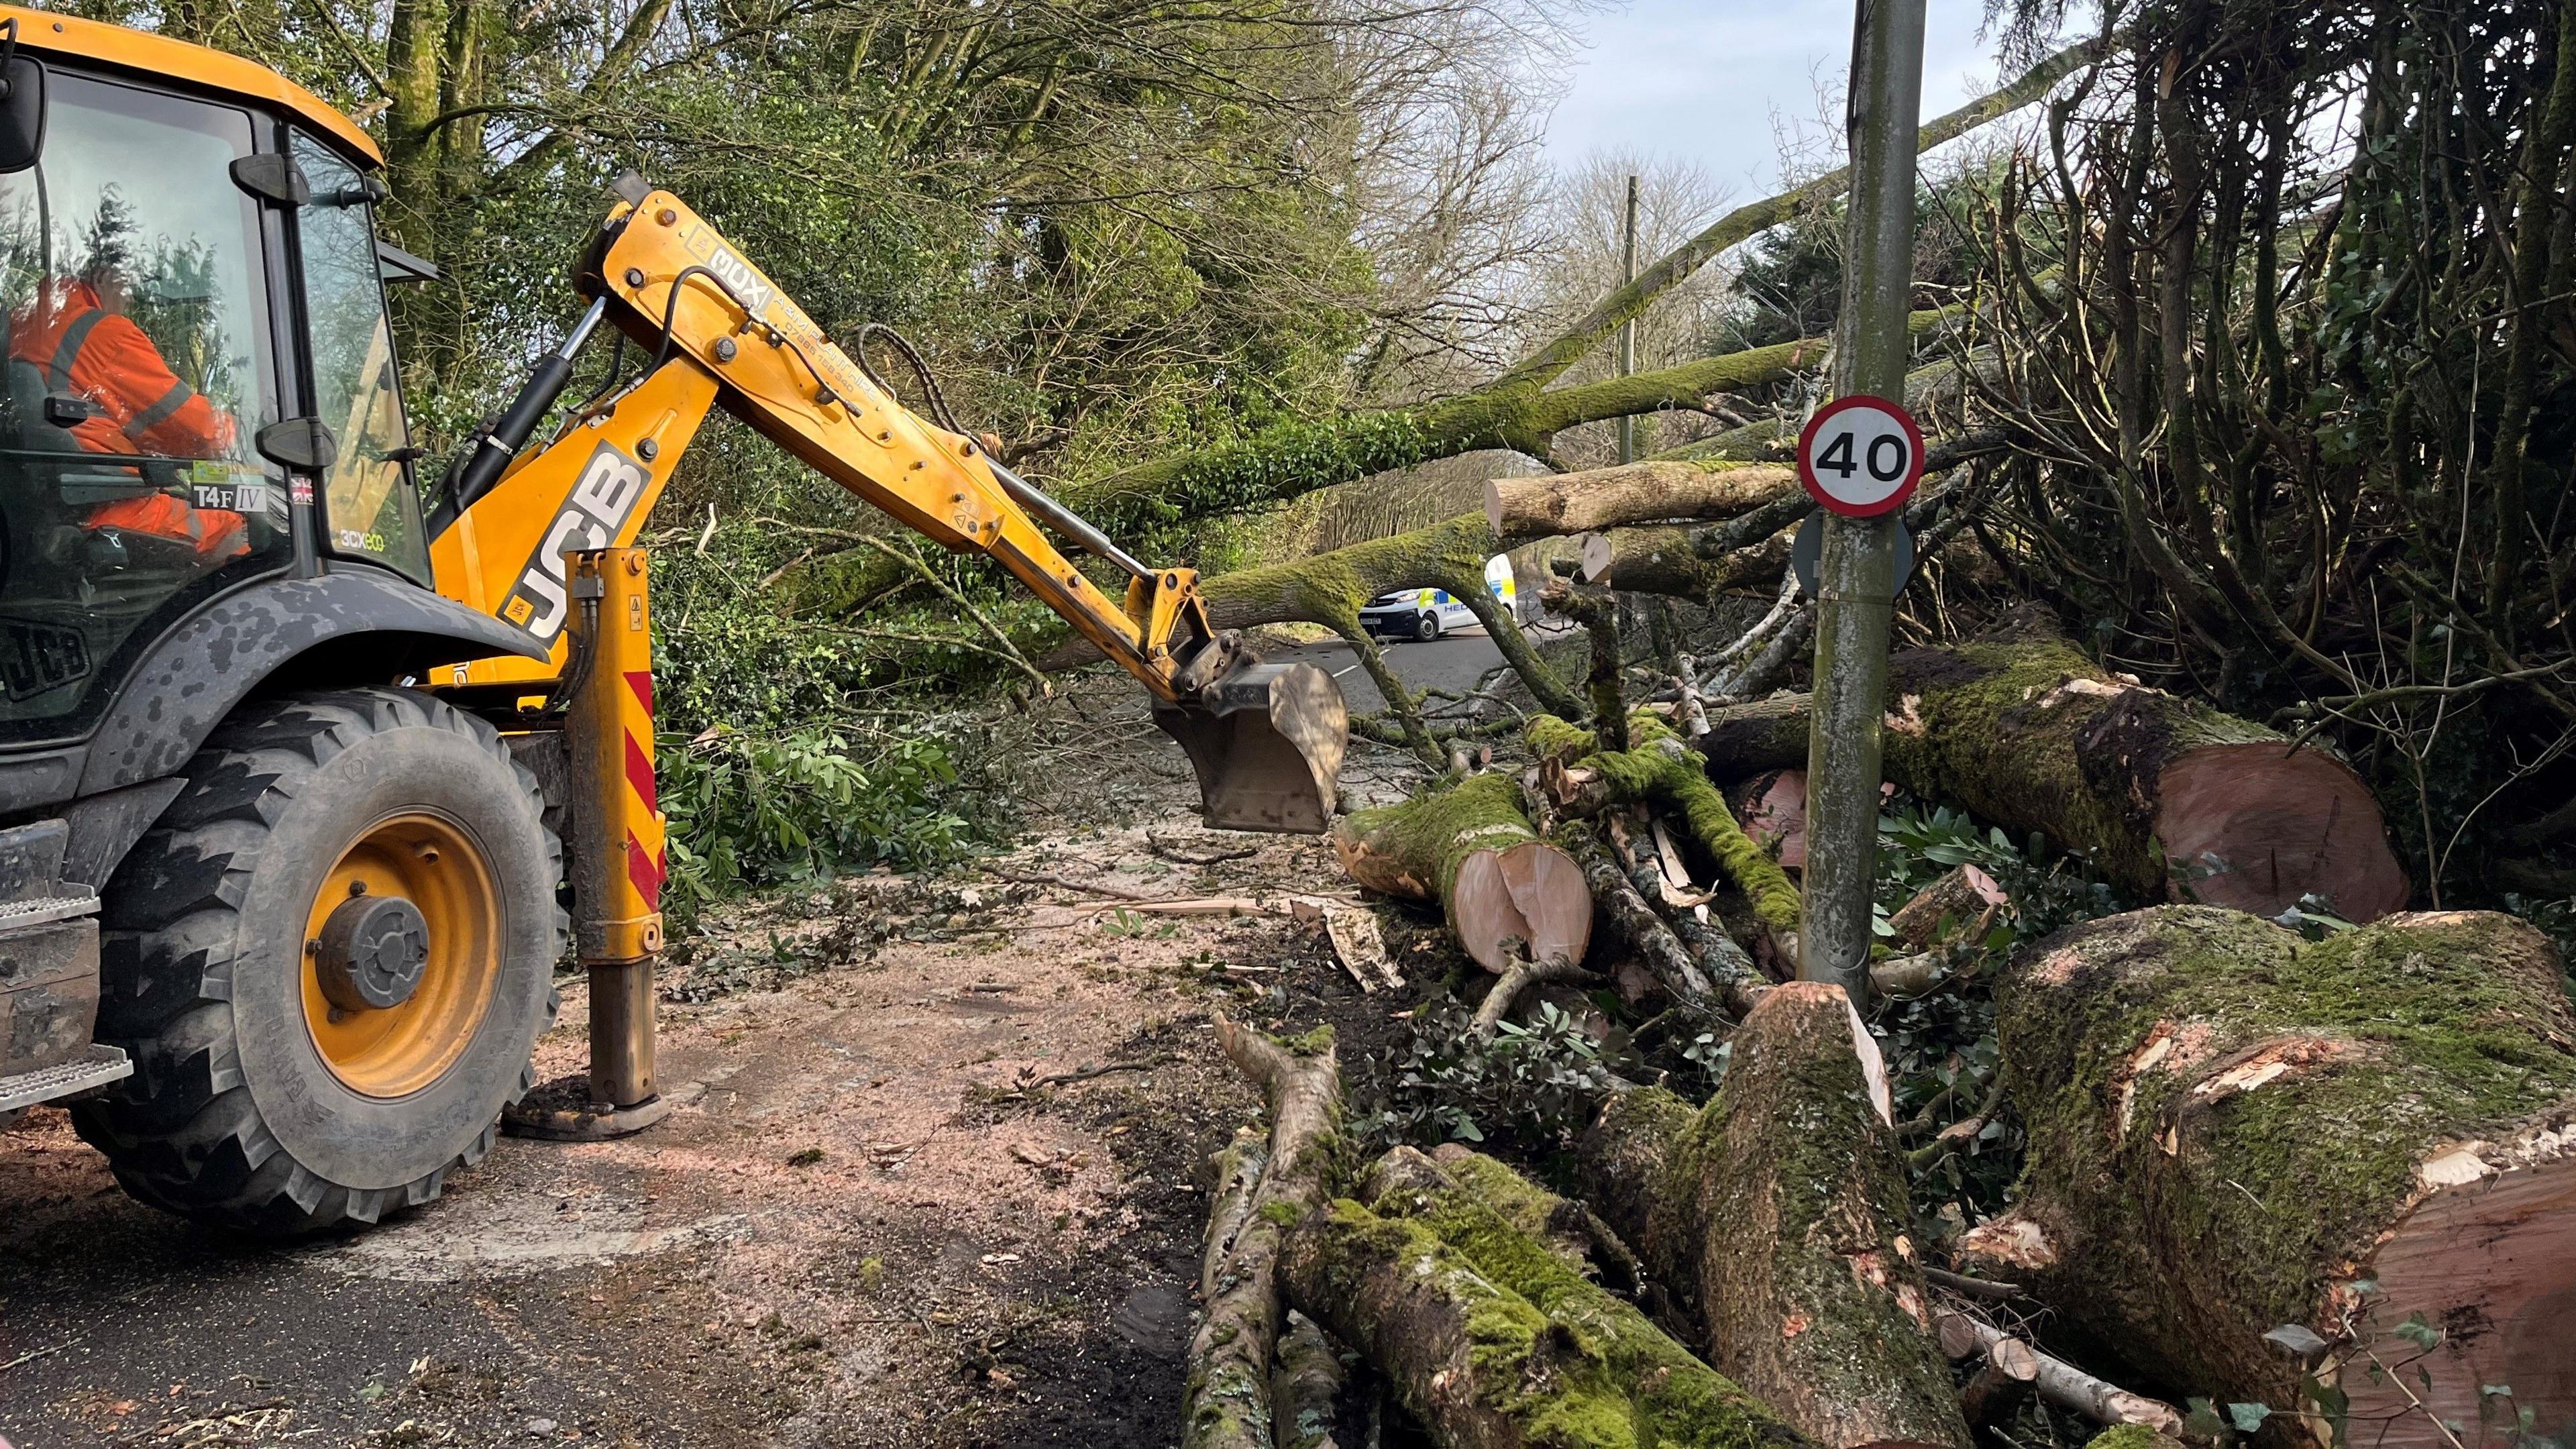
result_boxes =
[1267,622,1522,713]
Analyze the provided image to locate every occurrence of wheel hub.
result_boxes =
[315,893,431,1012]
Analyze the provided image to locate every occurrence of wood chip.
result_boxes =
[1322,904,1400,994]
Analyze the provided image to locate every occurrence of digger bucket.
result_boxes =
[1153,661,1348,834]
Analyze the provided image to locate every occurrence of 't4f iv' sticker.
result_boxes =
[501,441,651,645]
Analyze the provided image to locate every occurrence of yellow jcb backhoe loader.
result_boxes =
[0,8,1344,1234]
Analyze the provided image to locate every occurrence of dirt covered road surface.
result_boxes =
[0,676,1448,1448]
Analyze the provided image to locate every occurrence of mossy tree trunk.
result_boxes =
[1183,1021,1342,1449]
[1576,984,1971,1449]
[1331,1145,1819,1449]
[1329,772,1592,973]
[1690,613,2412,921]
[1966,906,2576,1449]
[1277,1199,1646,1449]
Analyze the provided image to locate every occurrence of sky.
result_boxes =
[1541,0,2008,195]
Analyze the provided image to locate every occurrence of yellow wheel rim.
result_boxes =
[301,813,501,1099]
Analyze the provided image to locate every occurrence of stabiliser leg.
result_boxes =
[504,547,700,1139]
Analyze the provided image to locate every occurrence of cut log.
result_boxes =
[1957,1337,2041,1428]
[1183,1021,1342,1449]
[1688,614,2412,920]
[1575,985,1968,1449]
[1279,1198,1667,1448]
[1576,524,1794,602]
[1488,461,1797,545]
[1887,865,2008,951]
[1328,773,1591,973]
[1344,1146,1817,1449]
[1969,906,2576,1449]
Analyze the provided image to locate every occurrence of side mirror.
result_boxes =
[0,52,43,176]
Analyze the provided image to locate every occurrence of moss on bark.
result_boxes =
[1332,772,1536,906]
[1689,614,2408,918]
[1280,1199,1644,1448]
[1361,1150,1819,1449]
[1585,524,1793,602]
[1526,716,1799,933]
[1194,512,1582,722]
[1574,987,1970,1449]
[1985,906,2576,1425]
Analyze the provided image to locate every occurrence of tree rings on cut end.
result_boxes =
[2341,1130,2576,1449]
[2155,743,2410,920]
[1451,840,1591,973]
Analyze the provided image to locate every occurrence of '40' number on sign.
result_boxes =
[1796,394,1923,517]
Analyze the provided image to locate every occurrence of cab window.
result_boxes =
[0,70,286,741]
[292,133,426,582]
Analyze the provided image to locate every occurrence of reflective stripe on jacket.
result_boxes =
[11,281,249,558]
[9,281,237,459]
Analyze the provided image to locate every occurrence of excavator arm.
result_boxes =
[425,175,1344,833]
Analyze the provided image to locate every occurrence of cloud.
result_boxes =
[1544,0,2001,191]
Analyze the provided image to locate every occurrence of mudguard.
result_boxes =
[76,566,547,795]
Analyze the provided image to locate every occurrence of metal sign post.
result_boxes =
[1801,0,1929,1003]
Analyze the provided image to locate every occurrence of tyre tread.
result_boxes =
[72,687,562,1235]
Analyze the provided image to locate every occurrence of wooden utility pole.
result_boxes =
[1617,173,1640,465]
[1799,0,1926,1002]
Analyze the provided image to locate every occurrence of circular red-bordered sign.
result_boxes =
[1796,394,1925,518]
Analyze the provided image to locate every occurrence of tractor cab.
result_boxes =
[0,20,428,748]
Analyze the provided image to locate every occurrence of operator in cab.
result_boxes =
[7,203,250,564]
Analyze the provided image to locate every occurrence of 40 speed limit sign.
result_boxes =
[1796,394,1924,517]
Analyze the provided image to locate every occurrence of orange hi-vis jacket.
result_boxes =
[10,280,248,559]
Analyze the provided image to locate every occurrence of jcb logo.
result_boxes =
[502,442,652,643]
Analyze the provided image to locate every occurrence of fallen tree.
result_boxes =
[1527,715,1803,942]
[1576,983,1970,1449]
[1328,771,1591,973]
[1964,906,2576,1449]
[1320,1144,1817,1449]
[1487,462,1796,545]
[1181,1020,1342,1449]
[1693,612,2412,921]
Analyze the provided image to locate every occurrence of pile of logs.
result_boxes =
[1174,451,2572,1448]
[1184,904,2576,1449]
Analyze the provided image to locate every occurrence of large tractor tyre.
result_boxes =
[72,688,563,1235]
